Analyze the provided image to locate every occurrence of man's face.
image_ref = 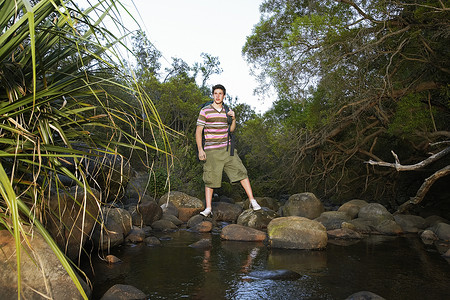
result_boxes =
[213,89,225,104]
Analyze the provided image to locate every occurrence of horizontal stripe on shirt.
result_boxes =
[197,104,229,150]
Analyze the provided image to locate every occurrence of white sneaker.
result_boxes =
[200,207,212,217]
[250,199,261,211]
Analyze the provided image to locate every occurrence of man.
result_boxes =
[196,84,261,217]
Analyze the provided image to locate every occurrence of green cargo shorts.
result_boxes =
[203,148,248,188]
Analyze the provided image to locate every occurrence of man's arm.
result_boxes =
[196,125,206,160]
[228,110,237,132]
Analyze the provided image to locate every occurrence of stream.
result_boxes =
[84,230,450,299]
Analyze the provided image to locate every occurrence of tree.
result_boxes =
[133,29,162,76]
[243,0,450,208]
[192,52,223,91]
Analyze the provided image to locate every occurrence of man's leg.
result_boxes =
[200,186,214,216]
[240,178,261,210]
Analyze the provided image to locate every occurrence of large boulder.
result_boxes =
[237,208,279,230]
[346,218,377,234]
[58,145,131,203]
[430,222,450,241]
[161,201,179,217]
[267,216,328,250]
[375,219,403,235]
[100,284,146,300]
[0,229,91,299]
[424,215,449,227]
[338,199,369,219]
[315,211,352,230]
[394,214,427,233]
[159,191,203,222]
[92,207,132,250]
[151,219,178,231]
[129,196,162,226]
[327,228,363,240]
[244,197,280,211]
[358,203,394,222]
[123,171,152,205]
[220,224,267,242]
[44,187,100,261]
[212,202,243,222]
[282,193,324,219]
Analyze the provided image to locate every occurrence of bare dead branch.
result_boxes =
[365,146,450,171]
[396,164,450,214]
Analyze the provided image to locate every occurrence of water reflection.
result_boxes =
[85,231,450,300]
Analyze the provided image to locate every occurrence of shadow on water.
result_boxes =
[84,231,450,299]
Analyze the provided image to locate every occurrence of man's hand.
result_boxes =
[227,110,236,120]
[198,149,207,161]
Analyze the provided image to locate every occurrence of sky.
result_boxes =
[123,0,274,113]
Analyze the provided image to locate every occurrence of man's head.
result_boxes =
[212,84,226,96]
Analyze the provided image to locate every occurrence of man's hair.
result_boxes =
[212,84,226,95]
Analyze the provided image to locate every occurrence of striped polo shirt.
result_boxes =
[197,104,229,150]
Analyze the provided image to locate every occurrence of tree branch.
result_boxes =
[396,164,450,214]
[365,146,450,171]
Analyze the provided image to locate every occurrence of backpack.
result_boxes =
[197,101,235,157]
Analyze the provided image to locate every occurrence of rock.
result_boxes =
[236,208,279,230]
[420,229,438,241]
[125,227,146,243]
[424,215,449,227]
[151,219,178,231]
[375,219,403,235]
[160,201,179,217]
[218,195,235,203]
[92,207,133,250]
[327,228,363,239]
[159,191,204,222]
[187,214,208,229]
[282,192,324,219]
[189,239,212,249]
[100,284,146,300]
[123,171,151,205]
[247,269,301,280]
[347,218,377,234]
[106,255,122,264]
[430,222,450,241]
[443,249,450,258]
[0,229,91,299]
[244,197,280,211]
[144,236,161,246]
[161,213,183,226]
[394,214,427,233]
[345,291,386,300]
[315,211,352,230]
[220,224,267,242]
[86,150,131,203]
[358,203,394,222]
[267,216,328,250]
[211,202,243,222]
[44,186,100,260]
[191,220,213,233]
[129,197,162,226]
[338,199,369,219]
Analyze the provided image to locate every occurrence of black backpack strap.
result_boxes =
[223,105,235,156]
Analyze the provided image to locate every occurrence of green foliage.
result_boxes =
[388,93,435,137]
[239,0,450,204]
[0,1,171,298]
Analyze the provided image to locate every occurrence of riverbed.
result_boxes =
[84,230,450,299]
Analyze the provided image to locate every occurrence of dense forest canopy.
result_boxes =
[239,0,449,211]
